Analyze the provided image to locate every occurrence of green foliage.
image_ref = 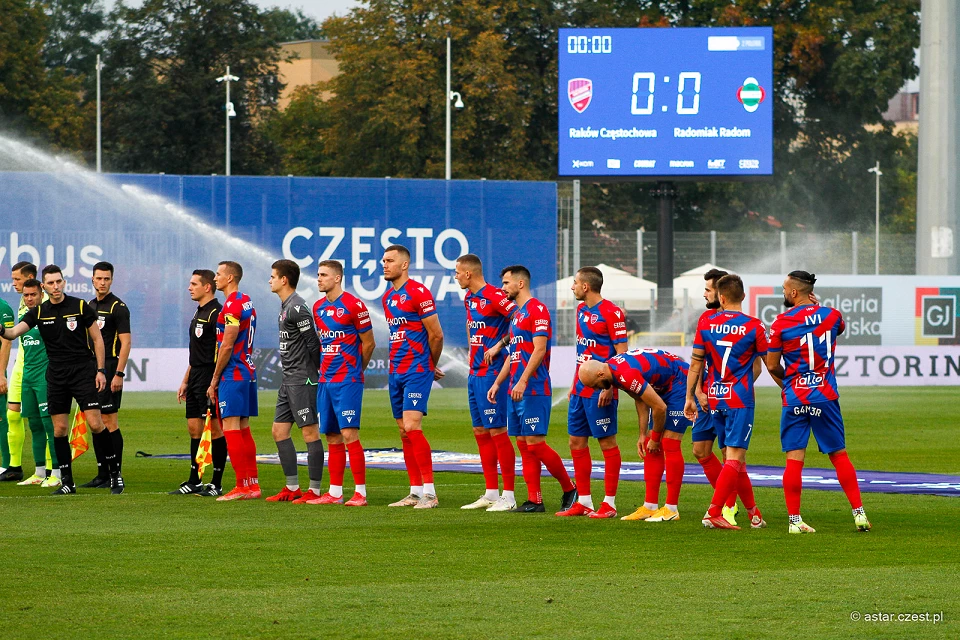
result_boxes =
[260,6,323,42]
[42,0,106,79]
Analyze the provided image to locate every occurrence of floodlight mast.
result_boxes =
[216,67,240,176]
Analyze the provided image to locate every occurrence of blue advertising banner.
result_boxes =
[0,173,557,351]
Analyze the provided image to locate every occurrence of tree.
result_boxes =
[42,0,107,79]
[260,7,323,43]
[100,0,285,174]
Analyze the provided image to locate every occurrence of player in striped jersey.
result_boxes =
[311,260,375,506]
[766,271,871,533]
[558,267,628,519]
[381,244,445,509]
[488,265,576,513]
[684,274,780,530]
[454,254,519,512]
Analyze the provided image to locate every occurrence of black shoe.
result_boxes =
[517,500,545,513]
[0,467,23,482]
[80,475,110,488]
[110,476,125,494]
[168,481,203,495]
[196,484,223,497]
[51,484,77,495]
[560,485,579,512]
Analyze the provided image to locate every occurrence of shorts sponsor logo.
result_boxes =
[596,416,611,432]
[524,416,540,430]
[792,405,822,416]
[342,409,357,423]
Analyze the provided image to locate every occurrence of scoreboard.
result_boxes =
[558,27,774,180]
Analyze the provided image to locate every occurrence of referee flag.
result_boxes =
[70,407,91,460]
[196,410,213,479]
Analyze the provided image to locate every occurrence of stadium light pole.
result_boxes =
[445,37,464,180]
[216,67,239,176]
[868,161,882,274]
[96,54,102,173]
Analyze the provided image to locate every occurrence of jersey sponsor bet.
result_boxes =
[573,299,628,398]
[693,310,767,410]
[382,280,437,374]
[89,292,131,359]
[507,297,552,396]
[278,292,321,385]
[216,291,257,382]
[607,349,687,397]
[20,295,98,367]
[189,298,222,367]
[465,284,516,377]
[769,304,844,407]
[314,291,372,383]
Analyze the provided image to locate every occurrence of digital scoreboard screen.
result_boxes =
[558,27,774,180]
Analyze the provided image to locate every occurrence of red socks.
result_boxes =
[529,442,574,492]
[644,446,665,504]
[708,459,743,517]
[406,429,434,483]
[223,429,246,486]
[698,453,736,508]
[475,432,499,491]
[239,427,258,484]
[517,440,542,503]
[329,442,346,487]
[571,447,592,498]
[602,446,621,498]
[400,434,422,487]
[492,432,515,491]
[783,458,804,516]
[347,440,366,486]
[663,438,683,506]
[737,467,756,510]
[829,451,863,510]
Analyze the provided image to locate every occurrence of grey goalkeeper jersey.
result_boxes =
[278,293,321,384]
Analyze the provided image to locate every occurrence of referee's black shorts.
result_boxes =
[185,365,216,419]
[46,361,100,416]
[98,358,123,415]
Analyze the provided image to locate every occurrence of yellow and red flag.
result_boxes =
[70,407,91,460]
[195,410,213,479]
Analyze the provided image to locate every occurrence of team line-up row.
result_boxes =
[0,250,870,533]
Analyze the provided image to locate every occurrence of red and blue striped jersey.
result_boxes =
[607,349,688,397]
[465,284,516,377]
[696,309,718,394]
[508,297,552,396]
[573,299,628,398]
[693,310,767,409]
[382,280,437,374]
[768,304,844,406]
[216,291,257,381]
[313,291,372,383]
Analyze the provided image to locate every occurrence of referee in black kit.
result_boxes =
[0,265,124,495]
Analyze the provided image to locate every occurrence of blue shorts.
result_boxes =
[468,375,507,428]
[317,382,364,434]
[691,409,726,448]
[711,407,755,450]
[780,400,846,454]
[567,393,618,438]
[217,379,258,419]
[662,386,693,435]
[507,395,552,437]
[388,370,433,419]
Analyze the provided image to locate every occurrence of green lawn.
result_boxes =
[1,387,957,639]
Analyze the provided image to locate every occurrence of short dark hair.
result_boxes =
[716,274,745,304]
[92,261,114,275]
[41,264,63,281]
[384,244,411,261]
[21,278,42,291]
[12,261,37,277]
[272,259,301,288]
[704,268,728,284]
[787,270,817,295]
[192,269,216,289]
[577,266,603,293]
[500,264,531,284]
[456,253,482,273]
[318,260,344,277]
[218,261,243,282]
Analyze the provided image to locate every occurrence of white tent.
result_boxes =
[557,263,659,310]
[673,263,733,305]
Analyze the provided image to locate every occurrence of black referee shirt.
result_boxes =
[21,295,97,367]
[90,292,131,359]
[189,298,222,367]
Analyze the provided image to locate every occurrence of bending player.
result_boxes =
[558,267,628,519]
[311,260,374,506]
[766,271,871,533]
[488,265,576,514]
[454,253,518,512]
[683,274,778,530]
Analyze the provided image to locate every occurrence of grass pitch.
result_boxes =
[1,387,957,639]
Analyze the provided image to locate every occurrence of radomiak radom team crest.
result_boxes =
[568,78,593,113]
[737,77,766,112]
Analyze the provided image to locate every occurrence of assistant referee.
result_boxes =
[0,265,124,495]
